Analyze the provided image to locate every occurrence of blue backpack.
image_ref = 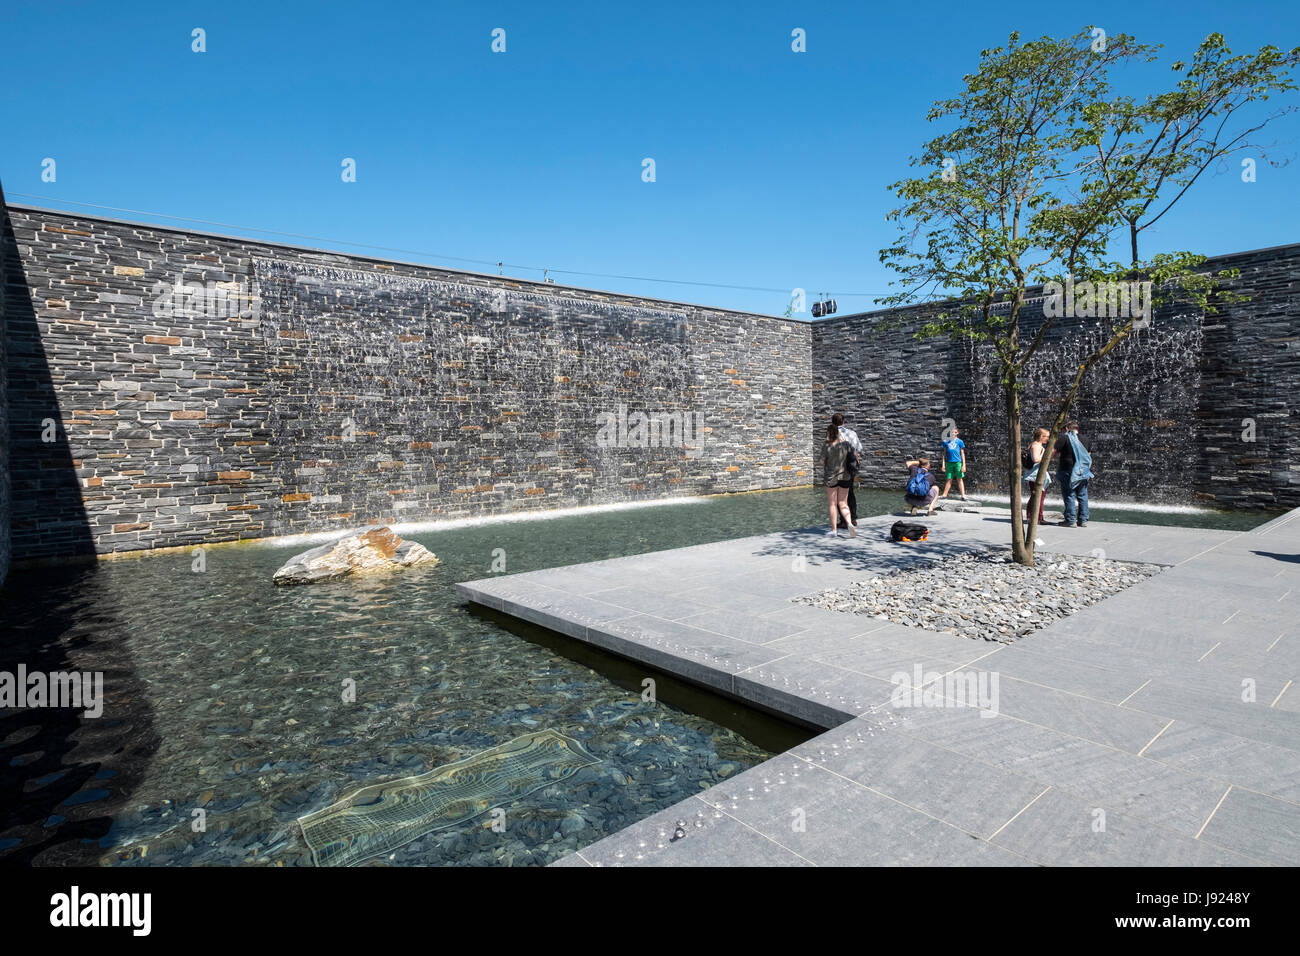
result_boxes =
[906,467,931,498]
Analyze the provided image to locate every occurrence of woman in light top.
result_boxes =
[1023,427,1050,527]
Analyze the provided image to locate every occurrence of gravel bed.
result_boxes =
[792,548,1163,643]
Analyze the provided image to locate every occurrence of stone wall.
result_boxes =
[3,200,1295,569]
[2,205,811,563]
[812,243,1300,510]
[0,187,10,586]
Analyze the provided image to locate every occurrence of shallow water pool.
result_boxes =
[0,487,1271,866]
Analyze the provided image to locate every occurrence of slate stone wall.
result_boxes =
[3,201,1294,567]
[812,243,1300,510]
[2,205,812,562]
[0,187,10,586]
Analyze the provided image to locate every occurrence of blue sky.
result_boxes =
[2,0,1297,316]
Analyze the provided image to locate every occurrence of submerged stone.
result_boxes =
[272,527,439,585]
[297,730,598,866]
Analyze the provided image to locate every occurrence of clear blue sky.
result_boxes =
[1,0,1297,316]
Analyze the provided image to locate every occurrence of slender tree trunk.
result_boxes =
[1007,364,1033,567]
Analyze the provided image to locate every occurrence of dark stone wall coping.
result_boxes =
[5,202,810,327]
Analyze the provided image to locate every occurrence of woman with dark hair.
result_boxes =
[823,423,857,538]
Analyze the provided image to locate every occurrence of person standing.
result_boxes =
[1053,422,1093,527]
[832,413,861,527]
[822,424,857,537]
[1022,427,1050,527]
[939,426,967,500]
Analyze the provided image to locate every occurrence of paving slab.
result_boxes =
[987,786,1257,866]
[1195,785,1300,866]
[1124,721,1300,803]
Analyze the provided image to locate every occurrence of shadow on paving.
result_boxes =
[747,525,998,574]
[1250,550,1300,564]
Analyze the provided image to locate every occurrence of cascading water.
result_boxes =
[964,306,1205,505]
[256,259,700,529]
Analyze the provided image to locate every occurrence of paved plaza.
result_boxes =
[457,507,1300,866]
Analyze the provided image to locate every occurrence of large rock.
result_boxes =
[273,527,439,585]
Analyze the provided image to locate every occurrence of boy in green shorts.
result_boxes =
[939,426,967,500]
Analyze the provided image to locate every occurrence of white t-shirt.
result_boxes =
[838,426,862,454]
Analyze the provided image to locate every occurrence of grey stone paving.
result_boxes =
[456,507,1300,866]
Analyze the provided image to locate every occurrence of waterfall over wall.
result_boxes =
[963,307,1206,503]
[812,244,1299,512]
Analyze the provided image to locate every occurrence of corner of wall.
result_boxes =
[0,179,11,587]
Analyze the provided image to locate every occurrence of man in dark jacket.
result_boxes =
[1053,422,1093,527]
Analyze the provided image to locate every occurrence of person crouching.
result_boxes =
[904,457,939,516]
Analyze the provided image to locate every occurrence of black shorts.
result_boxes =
[835,480,852,489]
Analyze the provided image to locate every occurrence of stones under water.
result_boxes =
[298,730,599,866]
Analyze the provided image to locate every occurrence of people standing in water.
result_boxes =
[822,423,858,537]
[903,457,939,516]
[832,413,861,528]
[1053,422,1094,527]
[939,426,967,500]
[1022,427,1050,528]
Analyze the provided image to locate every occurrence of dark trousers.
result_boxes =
[847,485,858,525]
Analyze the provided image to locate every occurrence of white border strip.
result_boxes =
[252,496,708,549]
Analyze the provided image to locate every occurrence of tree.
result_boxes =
[879,28,1298,566]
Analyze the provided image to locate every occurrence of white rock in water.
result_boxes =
[272,526,439,585]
